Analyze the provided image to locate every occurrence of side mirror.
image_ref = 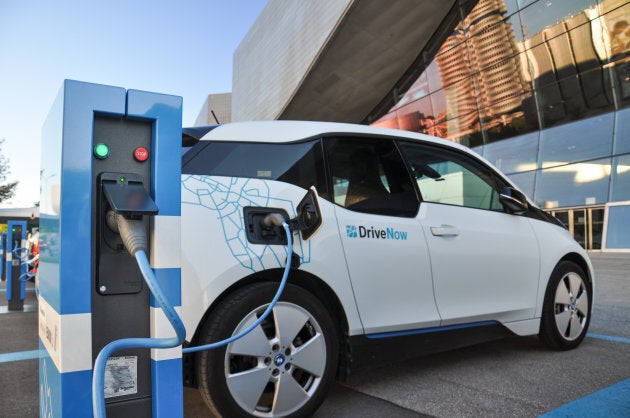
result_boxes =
[296,186,323,240]
[499,187,528,215]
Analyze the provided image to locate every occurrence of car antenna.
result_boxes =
[211,109,220,124]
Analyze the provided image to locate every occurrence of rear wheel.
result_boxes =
[539,261,591,350]
[196,282,338,417]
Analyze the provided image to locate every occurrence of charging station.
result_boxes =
[6,220,27,311]
[39,80,183,417]
[1,232,6,281]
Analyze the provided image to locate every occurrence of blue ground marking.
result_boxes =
[587,333,630,344]
[539,378,630,418]
[0,349,40,363]
[539,334,630,417]
[0,288,36,292]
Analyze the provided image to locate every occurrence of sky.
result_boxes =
[0,0,268,208]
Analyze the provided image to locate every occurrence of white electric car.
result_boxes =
[180,121,593,418]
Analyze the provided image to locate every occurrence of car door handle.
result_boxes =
[430,225,460,237]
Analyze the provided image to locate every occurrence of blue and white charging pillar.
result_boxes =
[39,80,183,417]
[6,220,27,311]
[0,232,6,281]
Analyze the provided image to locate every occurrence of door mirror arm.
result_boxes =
[499,187,529,215]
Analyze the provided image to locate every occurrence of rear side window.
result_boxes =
[182,140,327,196]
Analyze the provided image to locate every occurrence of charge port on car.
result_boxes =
[243,207,290,245]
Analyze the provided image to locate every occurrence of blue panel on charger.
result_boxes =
[39,340,93,418]
[6,220,27,302]
[40,80,184,418]
[128,89,183,417]
[39,80,126,315]
[127,89,183,217]
[151,358,184,418]
[0,232,6,277]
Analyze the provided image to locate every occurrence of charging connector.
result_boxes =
[92,212,186,418]
[261,213,285,228]
[106,211,148,255]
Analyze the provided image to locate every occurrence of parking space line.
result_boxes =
[0,349,40,364]
[539,377,630,417]
[587,333,630,344]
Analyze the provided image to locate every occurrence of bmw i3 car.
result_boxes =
[180,121,593,417]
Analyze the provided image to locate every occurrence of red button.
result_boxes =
[134,147,149,162]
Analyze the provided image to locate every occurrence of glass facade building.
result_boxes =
[369,0,630,250]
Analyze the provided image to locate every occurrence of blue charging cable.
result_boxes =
[92,214,188,418]
[92,213,292,417]
[92,249,187,418]
[183,221,292,354]
[10,247,36,297]
[14,247,38,284]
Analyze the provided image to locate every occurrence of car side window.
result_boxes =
[398,141,504,211]
[182,139,329,199]
[325,137,418,217]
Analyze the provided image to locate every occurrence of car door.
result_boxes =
[326,137,440,335]
[398,141,540,325]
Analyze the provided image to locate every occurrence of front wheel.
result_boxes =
[539,261,591,350]
[196,282,338,417]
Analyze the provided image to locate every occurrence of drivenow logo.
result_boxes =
[346,225,408,241]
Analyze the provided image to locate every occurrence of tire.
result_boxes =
[195,282,339,417]
[539,261,591,350]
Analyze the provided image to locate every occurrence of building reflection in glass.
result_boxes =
[364,0,630,249]
[372,0,630,146]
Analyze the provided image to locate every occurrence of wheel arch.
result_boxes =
[186,268,351,383]
[558,252,593,284]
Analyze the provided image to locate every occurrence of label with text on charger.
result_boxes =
[104,356,138,398]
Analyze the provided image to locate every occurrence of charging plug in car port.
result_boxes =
[244,207,290,245]
[244,187,324,246]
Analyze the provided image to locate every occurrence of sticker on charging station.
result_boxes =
[104,356,138,398]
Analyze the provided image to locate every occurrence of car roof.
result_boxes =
[195,120,525,203]
[199,120,473,153]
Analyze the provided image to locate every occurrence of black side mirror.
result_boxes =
[499,187,528,215]
[295,186,323,241]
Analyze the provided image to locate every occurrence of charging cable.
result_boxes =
[92,212,292,417]
[182,214,291,354]
[13,247,38,270]
[9,247,37,297]
[92,213,187,418]
[12,246,29,260]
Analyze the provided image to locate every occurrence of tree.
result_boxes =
[0,138,18,203]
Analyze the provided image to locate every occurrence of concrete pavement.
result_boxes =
[1,252,628,417]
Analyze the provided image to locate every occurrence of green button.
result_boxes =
[94,143,110,159]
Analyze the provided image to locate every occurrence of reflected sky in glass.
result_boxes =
[519,0,600,39]
[610,154,630,201]
[484,131,540,173]
[538,113,614,168]
[508,171,536,198]
[606,205,630,248]
[534,157,611,208]
[614,107,630,154]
